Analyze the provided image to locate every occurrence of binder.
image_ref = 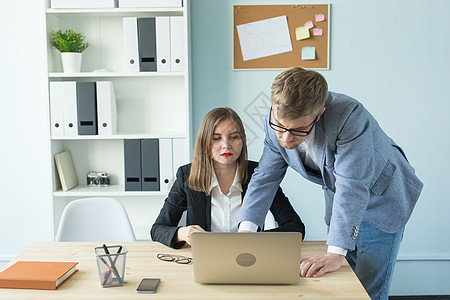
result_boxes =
[123,17,140,72]
[76,82,98,135]
[62,81,78,136]
[96,81,117,136]
[159,138,173,192]
[137,18,157,72]
[141,139,160,191]
[124,139,142,191]
[170,16,185,72]
[172,138,186,176]
[49,82,65,136]
[156,17,171,72]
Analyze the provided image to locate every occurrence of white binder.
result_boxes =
[123,17,140,72]
[156,17,171,72]
[172,138,186,177]
[62,82,78,136]
[159,138,174,192]
[170,16,185,72]
[96,81,117,136]
[49,82,65,136]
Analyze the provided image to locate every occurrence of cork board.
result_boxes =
[233,4,330,70]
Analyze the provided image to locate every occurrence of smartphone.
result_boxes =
[136,278,161,293]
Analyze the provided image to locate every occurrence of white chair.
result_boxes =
[55,197,136,242]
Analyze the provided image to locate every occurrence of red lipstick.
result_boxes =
[221,153,232,157]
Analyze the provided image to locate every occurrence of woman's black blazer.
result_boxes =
[150,160,305,248]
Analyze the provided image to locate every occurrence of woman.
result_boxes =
[151,107,305,248]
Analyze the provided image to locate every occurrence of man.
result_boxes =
[239,67,423,299]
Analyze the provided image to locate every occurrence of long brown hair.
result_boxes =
[188,107,248,194]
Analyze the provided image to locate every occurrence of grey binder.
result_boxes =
[76,82,98,135]
[137,18,157,72]
[141,139,160,191]
[124,139,142,191]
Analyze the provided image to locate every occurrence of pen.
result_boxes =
[103,244,122,282]
[100,257,115,274]
[102,246,123,285]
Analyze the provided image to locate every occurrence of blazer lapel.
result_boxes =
[285,147,308,177]
[205,195,211,231]
[314,119,326,176]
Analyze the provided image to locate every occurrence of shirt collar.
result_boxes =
[211,166,243,193]
[299,125,316,148]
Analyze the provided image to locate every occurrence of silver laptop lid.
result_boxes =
[191,232,302,284]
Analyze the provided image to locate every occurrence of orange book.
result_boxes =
[0,261,78,290]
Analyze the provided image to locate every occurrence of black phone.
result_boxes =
[136,278,161,293]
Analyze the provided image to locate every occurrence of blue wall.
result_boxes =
[191,0,450,295]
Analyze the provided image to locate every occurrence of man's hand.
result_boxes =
[299,252,345,277]
[177,225,205,245]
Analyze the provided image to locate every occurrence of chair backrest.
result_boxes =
[55,197,136,242]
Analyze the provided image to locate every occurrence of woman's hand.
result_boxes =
[177,225,206,245]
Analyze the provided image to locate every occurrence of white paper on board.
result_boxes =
[237,15,293,61]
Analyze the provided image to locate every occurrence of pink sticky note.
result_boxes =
[313,28,323,36]
[304,20,314,29]
[315,13,325,22]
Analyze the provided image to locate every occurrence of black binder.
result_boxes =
[141,139,160,191]
[76,82,98,135]
[137,18,157,72]
[124,139,142,191]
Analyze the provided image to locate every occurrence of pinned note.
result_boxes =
[313,28,323,36]
[236,15,293,61]
[301,47,316,60]
[315,14,325,22]
[304,21,314,29]
[295,26,310,40]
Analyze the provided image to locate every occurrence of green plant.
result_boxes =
[51,29,88,53]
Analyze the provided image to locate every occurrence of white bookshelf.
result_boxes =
[44,1,191,240]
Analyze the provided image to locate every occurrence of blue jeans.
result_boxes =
[345,220,404,300]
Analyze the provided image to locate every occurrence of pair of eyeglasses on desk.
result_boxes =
[157,253,193,264]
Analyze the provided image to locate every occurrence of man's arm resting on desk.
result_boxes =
[241,221,345,278]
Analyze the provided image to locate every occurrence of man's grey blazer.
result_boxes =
[240,91,423,250]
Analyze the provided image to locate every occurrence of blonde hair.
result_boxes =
[188,107,248,194]
[271,67,328,119]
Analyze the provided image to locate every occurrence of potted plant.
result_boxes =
[51,29,88,73]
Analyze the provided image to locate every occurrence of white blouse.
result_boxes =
[210,168,243,232]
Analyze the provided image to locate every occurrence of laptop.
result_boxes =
[191,232,302,284]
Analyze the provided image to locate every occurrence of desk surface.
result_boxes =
[0,241,368,299]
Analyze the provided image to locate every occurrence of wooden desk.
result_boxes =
[0,241,369,299]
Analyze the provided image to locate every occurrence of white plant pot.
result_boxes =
[61,52,82,73]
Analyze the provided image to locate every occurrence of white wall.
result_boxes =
[190,0,450,295]
[0,1,53,266]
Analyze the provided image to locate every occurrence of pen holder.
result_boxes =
[94,245,127,287]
